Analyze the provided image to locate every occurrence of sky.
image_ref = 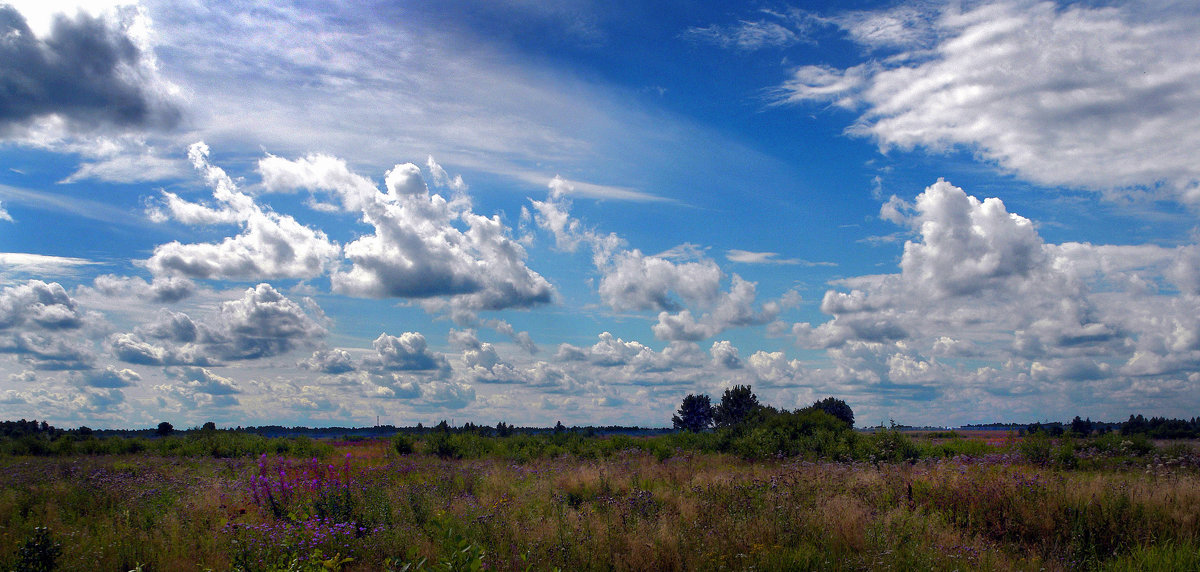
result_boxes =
[2,0,1200,429]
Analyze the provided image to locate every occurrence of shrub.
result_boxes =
[423,432,492,459]
[392,433,415,455]
[863,427,919,463]
[1020,431,1053,465]
[49,435,75,455]
[11,527,61,572]
[723,408,855,460]
[1093,431,1155,457]
[1053,440,1079,469]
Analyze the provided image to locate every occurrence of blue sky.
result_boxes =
[3,0,1200,429]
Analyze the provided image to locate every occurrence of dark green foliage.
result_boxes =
[1121,414,1149,435]
[1026,421,1065,437]
[0,419,62,439]
[1020,431,1053,465]
[155,421,174,437]
[1069,416,1093,436]
[392,433,415,455]
[725,407,857,460]
[424,432,493,459]
[671,393,713,432]
[10,527,61,572]
[713,385,760,429]
[0,429,332,458]
[811,397,855,428]
[1093,431,1155,456]
[1121,414,1200,439]
[861,427,920,463]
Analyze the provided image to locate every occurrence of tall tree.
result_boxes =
[714,385,759,429]
[672,393,714,432]
[812,397,855,428]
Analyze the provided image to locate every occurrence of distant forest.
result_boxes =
[3,413,1199,442]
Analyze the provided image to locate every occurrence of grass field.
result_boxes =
[2,430,1199,571]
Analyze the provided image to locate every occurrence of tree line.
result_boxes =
[1026,415,1200,439]
[672,385,854,432]
[3,404,1198,459]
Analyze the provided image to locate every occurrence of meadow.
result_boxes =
[2,424,1200,571]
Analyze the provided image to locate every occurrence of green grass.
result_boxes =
[1,430,334,458]
[1,432,1198,570]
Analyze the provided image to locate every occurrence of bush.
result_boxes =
[423,432,492,459]
[1093,431,1155,457]
[1020,431,1053,465]
[723,408,856,460]
[1054,440,1079,469]
[392,433,415,455]
[11,527,61,572]
[862,428,919,463]
[50,435,75,455]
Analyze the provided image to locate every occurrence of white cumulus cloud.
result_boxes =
[780,0,1200,201]
[146,142,341,280]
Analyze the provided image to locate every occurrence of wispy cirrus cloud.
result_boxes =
[0,253,100,279]
[683,15,805,51]
[726,249,836,267]
[0,182,158,229]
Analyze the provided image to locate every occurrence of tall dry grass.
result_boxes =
[2,438,1199,570]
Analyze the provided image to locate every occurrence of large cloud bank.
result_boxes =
[150,145,554,315]
[781,179,1200,420]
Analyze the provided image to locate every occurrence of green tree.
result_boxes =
[812,397,855,428]
[714,385,759,429]
[155,421,174,437]
[672,393,714,432]
[1069,415,1093,436]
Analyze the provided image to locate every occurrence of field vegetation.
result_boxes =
[3,393,1200,571]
